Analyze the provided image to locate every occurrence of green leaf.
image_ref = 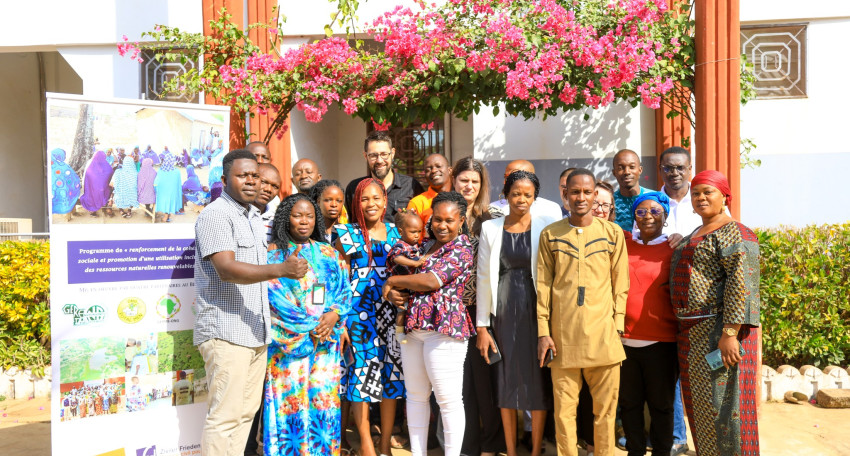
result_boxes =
[429,96,441,111]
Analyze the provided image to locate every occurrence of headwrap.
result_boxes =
[50,148,82,214]
[182,165,203,193]
[80,150,115,212]
[137,158,157,205]
[691,170,732,207]
[141,145,160,165]
[631,191,670,216]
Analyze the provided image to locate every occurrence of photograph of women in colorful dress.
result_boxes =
[47,100,225,224]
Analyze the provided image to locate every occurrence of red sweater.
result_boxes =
[623,238,678,342]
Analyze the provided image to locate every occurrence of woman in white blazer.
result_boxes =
[475,170,559,456]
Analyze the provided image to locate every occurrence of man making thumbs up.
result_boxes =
[193,149,307,456]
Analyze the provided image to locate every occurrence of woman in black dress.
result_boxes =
[476,171,559,456]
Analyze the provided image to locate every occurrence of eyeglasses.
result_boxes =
[635,208,665,218]
[366,152,392,162]
[661,165,689,175]
[592,201,612,212]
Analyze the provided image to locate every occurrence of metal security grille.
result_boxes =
[140,49,200,103]
[369,119,447,187]
[741,24,807,99]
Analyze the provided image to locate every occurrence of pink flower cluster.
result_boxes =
[120,0,685,126]
[117,35,143,63]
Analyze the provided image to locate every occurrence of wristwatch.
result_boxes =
[722,327,738,337]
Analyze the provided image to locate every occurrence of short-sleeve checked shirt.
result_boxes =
[193,191,271,347]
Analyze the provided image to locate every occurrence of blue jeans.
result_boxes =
[673,379,687,445]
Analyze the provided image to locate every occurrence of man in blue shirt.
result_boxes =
[612,149,649,232]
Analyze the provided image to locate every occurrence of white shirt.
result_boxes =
[488,196,563,220]
[261,196,281,242]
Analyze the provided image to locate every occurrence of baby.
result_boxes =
[387,209,426,344]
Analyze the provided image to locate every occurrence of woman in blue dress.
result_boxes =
[264,193,352,456]
[50,148,82,216]
[334,178,404,456]
[154,152,184,222]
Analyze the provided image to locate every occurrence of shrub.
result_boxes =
[0,240,50,372]
[757,224,850,367]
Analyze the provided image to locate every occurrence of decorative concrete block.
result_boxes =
[761,365,782,402]
[816,389,850,408]
[799,365,824,399]
[776,365,805,395]
[824,366,849,389]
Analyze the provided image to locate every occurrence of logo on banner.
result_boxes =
[62,304,106,326]
[136,446,157,456]
[117,297,146,324]
[156,293,181,321]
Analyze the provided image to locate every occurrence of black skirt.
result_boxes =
[492,229,553,411]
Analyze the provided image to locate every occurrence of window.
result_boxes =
[140,49,199,103]
[368,118,448,188]
[740,24,807,99]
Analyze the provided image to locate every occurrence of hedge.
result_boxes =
[757,223,850,367]
[0,224,848,371]
[0,240,50,374]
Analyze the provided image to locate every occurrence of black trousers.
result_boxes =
[461,332,506,454]
[619,342,678,456]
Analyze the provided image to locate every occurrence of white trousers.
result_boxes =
[400,330,468,456]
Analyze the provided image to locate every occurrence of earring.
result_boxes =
[663,222,668,227]
[458,227,463,235]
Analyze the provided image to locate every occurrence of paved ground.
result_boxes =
[2,397,848,455]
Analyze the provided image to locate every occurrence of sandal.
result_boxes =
[390,434,408,449]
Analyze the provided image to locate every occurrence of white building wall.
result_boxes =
[739,2,850,227]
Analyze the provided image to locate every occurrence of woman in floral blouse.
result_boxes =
[382,191,476,456]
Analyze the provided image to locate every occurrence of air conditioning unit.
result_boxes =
[0,218,33,241]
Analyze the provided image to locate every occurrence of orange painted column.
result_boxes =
[694,0,741,219]
[655,0,693,189]
[203,0,245,150]
[247,0,292,197]
[202,0,292,196]
[655,100,692,189]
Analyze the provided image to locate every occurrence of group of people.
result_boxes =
[49,142,232,222]
[60,382,122,421]
[192,132,761,456]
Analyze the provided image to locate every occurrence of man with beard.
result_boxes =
[345,131,424,222]
[536,168,629,456]
[291,158,322,194]
[254,163,283,242]
[611,149,649,232]
[406,153,452,223]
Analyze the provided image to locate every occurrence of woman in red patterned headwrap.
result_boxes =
[669,170,761,455]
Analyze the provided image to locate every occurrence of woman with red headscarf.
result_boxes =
[669,170,761,455]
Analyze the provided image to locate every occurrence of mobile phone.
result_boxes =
[344,347,355,367]
[543,348,555,367]
[485,328,501,365]
[705,346,746,370]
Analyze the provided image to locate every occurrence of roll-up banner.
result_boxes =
[47,93,230,456]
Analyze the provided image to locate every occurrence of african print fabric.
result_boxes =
[334,222,405,402]
[264,241,352,456]
[50,148,82,214]
[113,156,139,209]
[670,221,761,456]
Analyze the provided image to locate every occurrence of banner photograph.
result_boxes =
[47,93,229,456]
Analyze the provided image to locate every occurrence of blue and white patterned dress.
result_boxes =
[334,222,405,401]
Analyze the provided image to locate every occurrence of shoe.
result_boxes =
[670,443,689,455]
[616,436,627,451]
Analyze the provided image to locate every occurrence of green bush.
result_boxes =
[0,240,51,372]
[757,224,850,367]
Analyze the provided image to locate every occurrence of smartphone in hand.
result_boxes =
[542,348,555,367]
